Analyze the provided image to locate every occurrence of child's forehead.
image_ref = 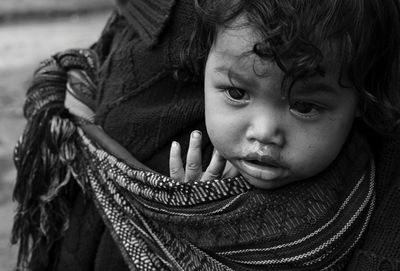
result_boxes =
[214,22,257,57]
[214,23,343,77]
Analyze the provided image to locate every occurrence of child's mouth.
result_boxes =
[238,159,286,185]
[248,159,279,168]
[243,153,283,168]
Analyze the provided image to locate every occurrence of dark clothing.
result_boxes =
[346,132,400,270]
[94,0,212,175]
[57,0,212,270]
[38,0,400,270]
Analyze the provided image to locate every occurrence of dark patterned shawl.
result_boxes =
[12,49,375,270]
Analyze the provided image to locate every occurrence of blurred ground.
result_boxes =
[0,4,112,270]
[0,0,112,23]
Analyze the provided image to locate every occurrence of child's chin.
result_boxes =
[242,174,295,190]
[237,161,294,189]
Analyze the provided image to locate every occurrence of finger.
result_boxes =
[184,130,203,182]
[223,161,240,178]
[169,141,185,182]
[200,150,226,182]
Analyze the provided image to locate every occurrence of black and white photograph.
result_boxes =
[1,0,400,270]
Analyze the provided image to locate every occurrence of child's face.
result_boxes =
[204,23,359,189]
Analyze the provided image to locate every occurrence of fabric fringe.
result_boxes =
[11,49,97,270]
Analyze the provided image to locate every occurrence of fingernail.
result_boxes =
[192,130,201,138]
[172,141,179,147]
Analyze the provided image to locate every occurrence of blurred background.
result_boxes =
[0,0,113,269]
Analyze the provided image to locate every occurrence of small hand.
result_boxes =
[169,131,238,182]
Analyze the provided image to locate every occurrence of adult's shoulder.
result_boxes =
[114,0,195,46]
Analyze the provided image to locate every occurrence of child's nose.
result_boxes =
[245,111,285,147]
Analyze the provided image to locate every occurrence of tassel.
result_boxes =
[11,49,96,270]
[12,112,81,269]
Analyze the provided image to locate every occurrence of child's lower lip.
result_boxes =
[239,160,285,181]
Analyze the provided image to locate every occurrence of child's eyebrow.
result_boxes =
[296,81,338,96]
[214,66,260,89]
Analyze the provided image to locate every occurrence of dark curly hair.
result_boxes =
[178,0,400,134]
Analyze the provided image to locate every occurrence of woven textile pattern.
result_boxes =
[12,49,376,271]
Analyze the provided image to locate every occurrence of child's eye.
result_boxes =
[289,101,321,118]
[224,87,249,102]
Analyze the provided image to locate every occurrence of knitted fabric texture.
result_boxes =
[12,49,376,271]
[93,0,208,176]
[345,132,400,270]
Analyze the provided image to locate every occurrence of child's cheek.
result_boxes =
[289,122,352,180]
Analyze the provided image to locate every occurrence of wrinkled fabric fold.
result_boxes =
[116,0,177,46]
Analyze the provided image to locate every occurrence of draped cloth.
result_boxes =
[12,49,376,270]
